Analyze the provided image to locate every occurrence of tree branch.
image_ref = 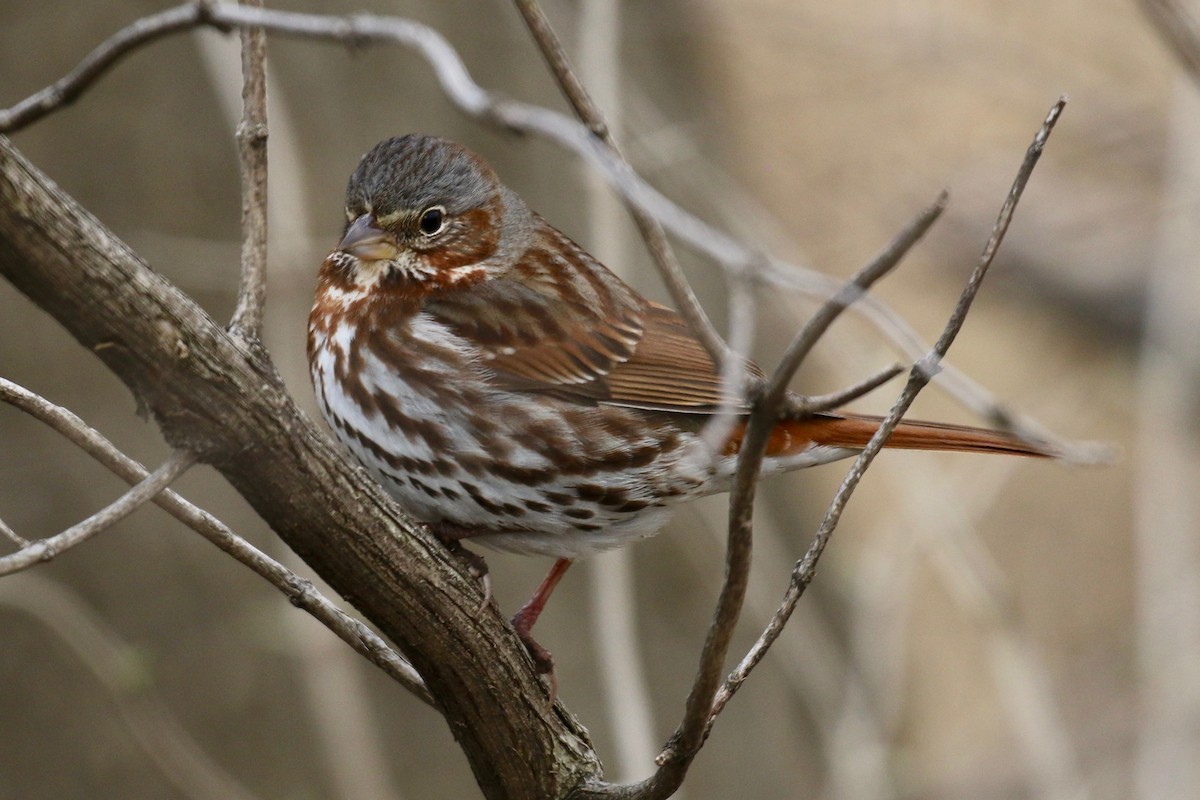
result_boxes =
[228,0,269,342]
[1139,0,1200,89]
[0,514,30,547]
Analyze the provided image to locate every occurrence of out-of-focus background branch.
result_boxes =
[0,1,1185,798]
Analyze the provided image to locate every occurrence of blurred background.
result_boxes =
[0,1,1194,798]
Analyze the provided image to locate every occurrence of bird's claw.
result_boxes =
[426,523,492,614]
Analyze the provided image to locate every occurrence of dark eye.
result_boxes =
[418,206,446,236]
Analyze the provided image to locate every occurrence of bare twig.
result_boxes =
[779,193,948,416]
[800,363,906,413]
[706,99,1067,730]
[0,3,212,131]
[569,0,660,782]
[0,515,30,548]
[228,0,269,341]
[0,449,194,576]
[0,5,755,298]
[0,378,432,706]
[510,0,734,372]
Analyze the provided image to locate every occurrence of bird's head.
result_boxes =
[328,134,527,295]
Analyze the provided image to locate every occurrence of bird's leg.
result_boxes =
[426,521,492,612]
[511,557,574,698]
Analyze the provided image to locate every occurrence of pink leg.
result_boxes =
[511,558,573,675]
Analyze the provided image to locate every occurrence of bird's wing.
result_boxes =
[426,225,756,413]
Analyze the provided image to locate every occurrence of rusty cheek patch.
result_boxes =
[423,207,499,273]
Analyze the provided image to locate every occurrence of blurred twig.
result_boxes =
[623,88,1104,464]
[1132,75,1200,800]
[1140,0,1200,87]
[553,0,661,783]
[584,187,949,800]
[0,572,262,800]
[195,22,412,798]
[683,191,947,751]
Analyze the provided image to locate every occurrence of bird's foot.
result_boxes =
[511,604,558,707]
[426,522,492,613]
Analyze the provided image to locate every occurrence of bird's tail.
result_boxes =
[723,411,1053,459]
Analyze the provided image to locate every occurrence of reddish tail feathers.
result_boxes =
[723,412,1053,459]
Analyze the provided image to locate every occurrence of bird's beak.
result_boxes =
[338,213,398,262]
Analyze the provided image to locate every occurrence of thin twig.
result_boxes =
[228,0,269,341]
[510,0,734,372]
[0,2,211,131]
[705,99,1067,731]
[572,186,951,800]
[0,449,195,576]
[0,378,432,706]
[779,193,948,416]
[570,0,660,781]
[561,193,948,800]
[0,515,30,548]
[0,5,747,292]
[800,363,905,413]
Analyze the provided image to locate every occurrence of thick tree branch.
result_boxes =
[0,135,599,800]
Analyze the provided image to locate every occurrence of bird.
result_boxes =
[307,133,1049,682]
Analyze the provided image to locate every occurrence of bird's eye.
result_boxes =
[418,206,447,237]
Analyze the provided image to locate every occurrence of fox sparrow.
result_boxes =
[308,133,1047,678]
